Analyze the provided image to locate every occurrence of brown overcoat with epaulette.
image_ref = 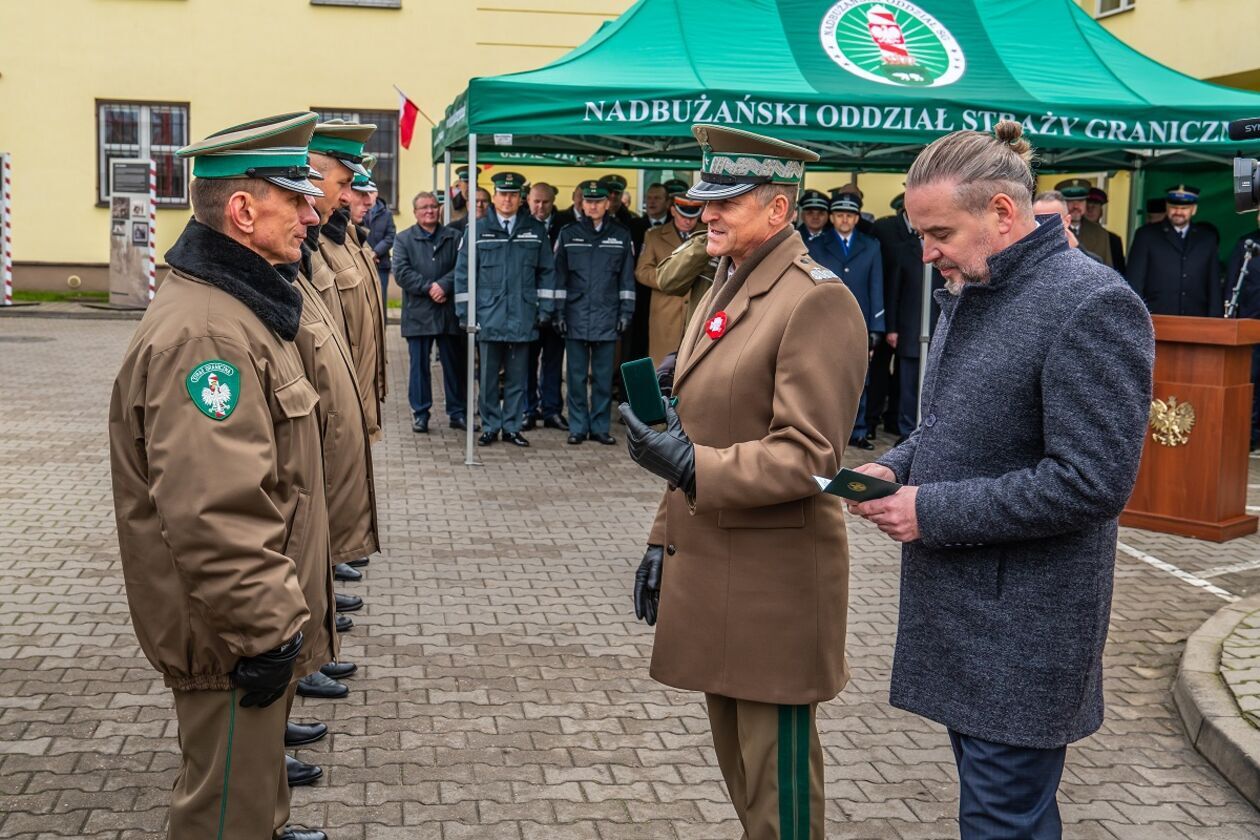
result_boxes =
[320,229,383,441]
[347,223,388,405]
[647,230,868,705]
[293,267,380,566]
[109,268,336,690]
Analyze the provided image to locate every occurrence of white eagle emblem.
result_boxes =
[201,373,234,419]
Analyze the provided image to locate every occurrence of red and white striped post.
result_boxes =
[2,153,12,306]
[146,160,157,301]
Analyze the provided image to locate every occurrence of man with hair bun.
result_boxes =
[849,121,1155,838]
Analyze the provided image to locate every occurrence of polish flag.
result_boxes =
[397,87,420,150]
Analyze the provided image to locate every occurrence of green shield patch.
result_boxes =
[186,359,241,421]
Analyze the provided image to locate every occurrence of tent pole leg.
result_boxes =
[443,151,452,226]
[465,136,480,467]
[1127,159,1144,250]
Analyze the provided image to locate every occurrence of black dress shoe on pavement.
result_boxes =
[333,562,362,582]
[503,432,530,447]
[543,414,570,430]
[285,754,323,787]
[449,417,468,431]
[567,434,584,445]
[277,829,328,840]
[849,437,875,451]
[334,592,363,612]
[335,614,353,633]
[590,433,616,445]
[296,671,349,699]
[320,661,358,679]
[345,556,369,568]
[411,417,429,434]
[478,430,498,446]
[522,414,539,431]
[284,721,328,748]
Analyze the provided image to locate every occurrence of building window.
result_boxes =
[313,108,399,211]
[311,0,400,7]
[97,101,190,206]
[1095,0,1135,17]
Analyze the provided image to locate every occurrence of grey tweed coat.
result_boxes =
[878,217,1155,748]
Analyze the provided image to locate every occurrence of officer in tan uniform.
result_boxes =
[636,195,707,363]
[1055,178,1115,269]
[108,112,334,840]
[346,157,388,417]
[620,124,868,840]
[309,121,385,442]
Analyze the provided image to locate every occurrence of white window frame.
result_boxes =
[97,101,190,207]
[1094,0,1135,19]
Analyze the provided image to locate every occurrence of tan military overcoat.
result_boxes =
[636,222,706,363]
[320,229,383,441]
[653,230,718,340]
[1077,219,1115,268]
[294,270,380,564]
[109,269,336,690]
[647,230,868,705]
[347,223,388,403]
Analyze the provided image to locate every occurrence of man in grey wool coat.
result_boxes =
[849,122,1155,839]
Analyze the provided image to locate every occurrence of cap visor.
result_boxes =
[674,207,703,218]
[265,175,324,197]
[686,181,757,201]
[340,159,370,177]
[308,166,325,181]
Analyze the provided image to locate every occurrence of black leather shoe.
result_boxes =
[849,437,875,451]
[277,829,328,840]
[543,414,570,430]
[449,417,468,431]
[285,754,323,787]
[345,556,369,568]
[590,433,616,445]
[503,432,530,447]
[522,414,539,431]
[335,614,353,633]
[284,721,327,747]
[478,430,498,446]
[411,417,429,434]
[320,661,357,679]
[296,671,349,699]
[334,592,363,613]
[865,428,877,441]
[333,562,362,582]
[567,434,584,445]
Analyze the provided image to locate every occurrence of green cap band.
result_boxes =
[308,134,366,160]
[700,150,805,186]
[191,147,310,179]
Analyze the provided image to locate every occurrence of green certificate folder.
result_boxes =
[620,357,666,425]
[814,467,902,502]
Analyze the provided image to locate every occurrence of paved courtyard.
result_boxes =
[3,317,1260,839]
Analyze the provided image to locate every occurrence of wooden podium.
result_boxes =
[1122,316,1260,542]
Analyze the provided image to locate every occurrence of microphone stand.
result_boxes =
[1226,240,1259,319]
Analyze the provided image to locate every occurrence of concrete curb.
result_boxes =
[1174,593,1260,807]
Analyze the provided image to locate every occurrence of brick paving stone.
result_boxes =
[1,317,1259,838]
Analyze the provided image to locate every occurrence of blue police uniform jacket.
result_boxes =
[807,228,885,333]
[554,216,637,343]
[454,213,557,343]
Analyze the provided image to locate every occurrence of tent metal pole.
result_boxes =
[1127,159,1144,249]
[464,134,480,466]
[443,151,452,226]
[432,163,437,193]
[917,262,931,425]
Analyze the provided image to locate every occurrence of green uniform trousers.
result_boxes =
[706,694,825,840]
[169,685,292,840]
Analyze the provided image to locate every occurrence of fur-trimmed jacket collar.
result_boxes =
[321,207,350,246]
[164,218,302,341]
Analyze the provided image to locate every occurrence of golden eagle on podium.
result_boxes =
[1149,396,1195,447]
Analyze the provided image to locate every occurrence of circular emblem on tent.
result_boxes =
[820,0,965,88]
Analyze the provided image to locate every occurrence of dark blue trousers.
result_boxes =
[406,335,467,423]
[566,339,616,437]
[378,267,390,310]
[850,370,871,441]
[949,730,1066,840]
[527,324,566,419]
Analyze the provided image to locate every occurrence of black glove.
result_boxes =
[634,545,664,626]
[554,312,567,337]
[230,632,302,708]
[617,317,630,334]
[619,400,696,496]
[656,353,677,398]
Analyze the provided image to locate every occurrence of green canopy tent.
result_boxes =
[434,0,1260,463]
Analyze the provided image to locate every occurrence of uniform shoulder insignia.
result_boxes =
[795,254,838,282]
[186,359,240,421]
[670,240,691,256]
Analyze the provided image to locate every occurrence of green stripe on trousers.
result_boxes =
[777,704,810,840]
[216,688,237,840]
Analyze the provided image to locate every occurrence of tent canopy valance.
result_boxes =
[432,0,1260,173]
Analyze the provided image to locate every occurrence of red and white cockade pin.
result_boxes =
[705,311,728,340]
